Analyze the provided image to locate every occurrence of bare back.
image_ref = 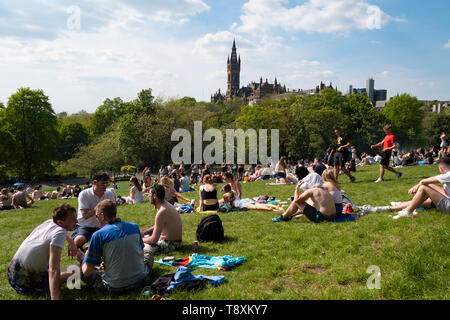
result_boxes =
[303,188,336,217]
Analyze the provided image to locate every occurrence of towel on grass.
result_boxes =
[156,254,246,270]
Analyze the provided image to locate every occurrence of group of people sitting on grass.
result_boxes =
[8,172,184,299]
[5,123,450,300]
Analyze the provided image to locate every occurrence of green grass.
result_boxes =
[1,164,449,300]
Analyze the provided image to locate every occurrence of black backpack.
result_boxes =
[196,214,224,242]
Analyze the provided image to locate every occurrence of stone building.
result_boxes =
[211,40,287,104]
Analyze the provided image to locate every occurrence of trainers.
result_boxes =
[272,215,291,222]
[392,209,412,220]
[396,172,403,179]
[374,178,383,183]
[390,201,403,207]
[350,176,356,183]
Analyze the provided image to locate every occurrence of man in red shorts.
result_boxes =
[371,124,402,183]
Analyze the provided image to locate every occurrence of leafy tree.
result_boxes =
[178,96,197,107]
[382,94,424,147]
[58,121,90,161]
[65,126,125,174]
[3,88,60,179]
[422,113,450,147]
[87,97,125,136]
[340,93,387,153]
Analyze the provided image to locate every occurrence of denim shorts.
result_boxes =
[437,196,450,214]
[71,225,100,243]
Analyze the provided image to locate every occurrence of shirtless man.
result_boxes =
[141,184,183,254]
[272,172,336,223]
[224,172,242,199]
[12,186,34,209]
[49,187,62,200]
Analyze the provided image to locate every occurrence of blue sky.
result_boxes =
[0,0,449,113]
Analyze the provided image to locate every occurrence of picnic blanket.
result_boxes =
[156,254,247,271]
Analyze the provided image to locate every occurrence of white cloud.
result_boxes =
[379,71,390,77]
[444,40,450,48]
[237,0,405,34]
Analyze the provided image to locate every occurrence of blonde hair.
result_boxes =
[159,176,174,188]
[321,169,340,188]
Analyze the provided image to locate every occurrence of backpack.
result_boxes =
[196,214,224,242]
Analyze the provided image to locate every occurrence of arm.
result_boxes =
[371,139,384,149]
[172,187,189,202]
[237,183,242,199]
[199,187,204,211]
[48,245,63,300]
[81,262,95,278]
[338,141,352,151]
[66,234,77,258]
[143,212,163,245]
[408,176,440,194]
[294,189,313,204]
[80,209,95,220]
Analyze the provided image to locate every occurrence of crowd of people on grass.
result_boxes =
[4,125,450,299]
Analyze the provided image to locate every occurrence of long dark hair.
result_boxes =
[130,176,142,192]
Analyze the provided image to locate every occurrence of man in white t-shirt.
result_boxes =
[71,172,115,249]
[390,156,450,219]
[8,203,78,300]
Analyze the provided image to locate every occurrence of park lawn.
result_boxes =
[0,164,449,300]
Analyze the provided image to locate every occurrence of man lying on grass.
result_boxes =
[272,171,337,223]
[8,203,78,300]
[362,155,450,219]
[78,199,153,295]
[141,184,183,254]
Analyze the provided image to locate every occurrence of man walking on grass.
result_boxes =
[333,127,356,183]
[370,124,402,183]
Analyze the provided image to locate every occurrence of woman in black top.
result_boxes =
[199,174,219,211]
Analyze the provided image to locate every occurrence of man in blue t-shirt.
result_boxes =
[78,200,153,294]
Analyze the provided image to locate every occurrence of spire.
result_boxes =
[232,38,236,49]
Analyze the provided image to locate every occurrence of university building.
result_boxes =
[211,40,287,105]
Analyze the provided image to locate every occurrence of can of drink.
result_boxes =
[192,241,199,254]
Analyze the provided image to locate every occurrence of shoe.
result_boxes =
[412,209,419,216]
[390,201,402,207]
[392,209,412,220]
[272,215,291,222]
[350,176,356,183]
[396,172,403,179]
[374,178,383,183]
